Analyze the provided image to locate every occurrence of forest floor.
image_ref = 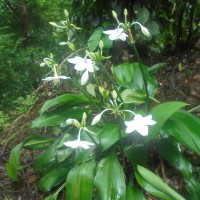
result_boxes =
[0,49,200,200]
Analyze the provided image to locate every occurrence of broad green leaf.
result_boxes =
[56,148,72,163]
[126,182,146,200]
[23,134,54,150]
[66,159,96,200]
[137,7,150,24]
[87,27,103,51]
[98,124,119,151]
[32,106,85,128]
[38,161,72,192]
[94,153,126,200]
[120,89,146,104]
[146,21,160,35]
[135,171,172,200]
[163,109,200,155]
[34,138,61,172]
[156,138,200,200]
[112,62,157,98]
[148,63,167,75]
[145,101,187,142]
[44,183,65,200]
[40,93,90,114]
[137,165,186,200]
[6,143,23,181]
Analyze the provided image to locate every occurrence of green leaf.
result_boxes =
[156,138,200,200]
[145,101,187,142]
[66,159,96,200]
[146,21,160,35]
[34,138,61,172]
[137,7,150,24]
[94,153,126,200]
[163,110,200,155]
[137,165,186,200]
[6,143,23,181]
[120,89,146,104]
[99,124,120,151]
[135,171,172,200]
[112,62,157,98]
[40,93,90,114]
[148,63,167,75]
[126,182,146,200]
[23,134,54,150]
[87,27,103,51]
[38,161,72,192]
[32,106,85,128]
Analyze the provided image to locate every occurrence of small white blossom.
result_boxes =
[66,118,80,126]
[64,129,94,149]
[103,28,128,41]
[125,114,156,136]
[68,56,98,85]
[42,65,70,81]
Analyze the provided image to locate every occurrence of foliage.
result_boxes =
[6,7,200,200]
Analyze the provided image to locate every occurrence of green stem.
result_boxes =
[99,63,124,103]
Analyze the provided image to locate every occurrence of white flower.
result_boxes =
[64,128,94,149]
[103,28,128,41]
[68,56,98,85]
[66,118,80,126]
[125,114,156,136]
[42,65,70,81]
[91,109,111,125]
[133,22,150,37]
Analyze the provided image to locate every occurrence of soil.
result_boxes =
[0,50,200,200]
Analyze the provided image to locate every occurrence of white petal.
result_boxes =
[103,30,116,35]
[74,63,86,71]
[80,141,94,149]
[64,141,79,148]
[68,56,84,64]
[143,115,156,125]
[125,120,136,133]
[42,76,55,81]
[86,63,95,72]
[81,70,89,85]
[58,75,70,80]
[118,33,128,41]
[136,125,148,136]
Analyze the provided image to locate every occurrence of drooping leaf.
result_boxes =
[156,138,200,200]
[34,138,61,172]
[6,143,23,181]
[145,101,188,142]
[94,153,126,200]
[23,134,54,150]
[146,21,160,35]
[38,161,72,192]
[148,63,167,75]
[66,159,96,200]
[137,165,186,200]
[87,27,103,51]
[40,93,90,114]
[135,171,172,200]
[163,109,200,155]
[32,106,85,128]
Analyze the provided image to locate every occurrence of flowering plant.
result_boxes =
[6,9,200,200]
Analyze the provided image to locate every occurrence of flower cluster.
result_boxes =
[40,9,156,150]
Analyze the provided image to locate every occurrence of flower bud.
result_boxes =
[99,40,104,50]
[40,62,45,67]
[64,9,69,18]
[141,26,150,37]
[112,11,118,20]
[124,9,128,16]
